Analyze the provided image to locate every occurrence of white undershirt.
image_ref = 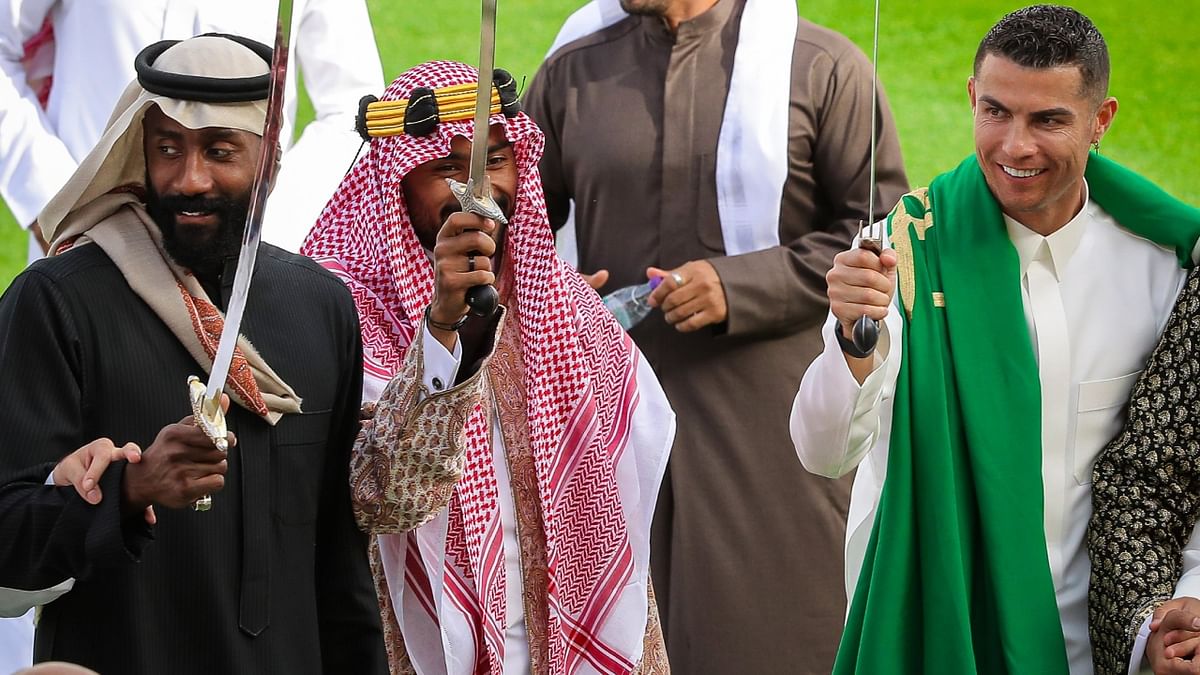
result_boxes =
[791,187,1194,675]
[421,323,531,674]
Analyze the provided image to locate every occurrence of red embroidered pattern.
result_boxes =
[177,281,269,417]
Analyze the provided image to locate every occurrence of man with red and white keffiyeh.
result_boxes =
[302,61,675,675]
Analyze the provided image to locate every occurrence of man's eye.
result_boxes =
[486,154,507,167]
[209,148,234,159]
[986,107,1006,119]
[159,146,180,157]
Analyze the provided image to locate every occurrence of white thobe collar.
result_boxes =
[1004,180,1092,281]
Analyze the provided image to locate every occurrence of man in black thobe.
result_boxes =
[0,34,385,674]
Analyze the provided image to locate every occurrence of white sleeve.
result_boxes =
[261,0,384,252]
[0,1,80,227]
[420,322,463,397]
[789,307,902,478]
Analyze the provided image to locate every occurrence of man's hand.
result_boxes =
[1149,598,1200,674]
[428,212,497,350]
[52,438,155,524]
[121,416,234,514]
[582,269,609,290]
[646,261,727,332]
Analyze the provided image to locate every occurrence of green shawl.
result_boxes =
[832,153,1200,674]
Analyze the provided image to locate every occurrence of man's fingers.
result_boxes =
[435,230,497,259]
[674,309,715,333]
[121,442,143,464]
[664,296,707,326]
[144,505,157,526]
[189,473,226,498]
[1164,635,1200,659]
[646,266,680,308]
[440,212,496,238]
[829,265,894,297]
[837,248,887,274]
[660,284,701,314]
[830,282,893,310]
[78,450,116,504]
[582,269,609,290]
[1161,610,1200,634]
[834,301,890,324]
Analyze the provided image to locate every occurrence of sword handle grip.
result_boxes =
[852,237,885,354]
[465,283,499,318]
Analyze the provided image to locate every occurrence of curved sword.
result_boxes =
[448,0,505,319]
[188,0,294,511]
[851,0,884,354]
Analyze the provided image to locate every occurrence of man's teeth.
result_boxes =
[1001,165,1044,178]
[180,211,208,216]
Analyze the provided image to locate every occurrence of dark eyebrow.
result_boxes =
[202,128,247,143]
[979,95,1073,119]
[445,141,513,162]
[1032,107,1074,118]
[978,95,1010,113]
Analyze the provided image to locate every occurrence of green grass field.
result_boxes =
[2,1,1195,289]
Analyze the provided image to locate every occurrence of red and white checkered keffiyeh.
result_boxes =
[303,61,672,675]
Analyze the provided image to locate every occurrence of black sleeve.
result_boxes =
[0,271,153,590]
[0,462,153,590]
[314,305,387,673]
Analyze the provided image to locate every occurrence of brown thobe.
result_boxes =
[523,1,908,672]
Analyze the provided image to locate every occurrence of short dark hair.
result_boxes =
[973,5,1110,104]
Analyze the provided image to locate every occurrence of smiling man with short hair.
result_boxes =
[790,5,1200,674]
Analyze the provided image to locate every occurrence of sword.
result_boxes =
[851,0,884,354]
[187,0,294,512]
[447,0,506,319]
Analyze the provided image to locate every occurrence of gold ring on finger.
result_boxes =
[192,495,212,512]
[671,271,686,287]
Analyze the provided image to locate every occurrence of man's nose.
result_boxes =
[1002,123,1037,159]
[174,151,214,196]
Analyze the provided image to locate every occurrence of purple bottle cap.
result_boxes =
[649,276,664,290]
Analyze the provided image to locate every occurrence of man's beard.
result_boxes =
[145,182,249,281]
[618,0,671,16]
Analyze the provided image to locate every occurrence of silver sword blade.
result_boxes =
[203,0,294,408]
[866,0,881,240]
[468,0,499,196]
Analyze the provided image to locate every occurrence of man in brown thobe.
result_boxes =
[523,0,908,672]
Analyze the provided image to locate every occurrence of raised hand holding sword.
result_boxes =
[826,0,898,382]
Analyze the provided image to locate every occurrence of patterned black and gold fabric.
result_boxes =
[1089,267,1200,674]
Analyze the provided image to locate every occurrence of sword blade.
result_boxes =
[204,0,294,406]
[468,0,499,196]
[866,0,881,239]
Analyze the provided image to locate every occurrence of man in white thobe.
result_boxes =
[791,6,1200,675]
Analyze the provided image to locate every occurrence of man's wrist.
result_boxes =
[835,321,875,359]
[425,304,468,332]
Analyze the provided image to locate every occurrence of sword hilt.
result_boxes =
[187,376,226,512]
[852,237,884,354]
[447,177,507,318]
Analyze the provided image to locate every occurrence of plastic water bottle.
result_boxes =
[602,276,663,330]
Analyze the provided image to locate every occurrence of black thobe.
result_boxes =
[0,242,386,674]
